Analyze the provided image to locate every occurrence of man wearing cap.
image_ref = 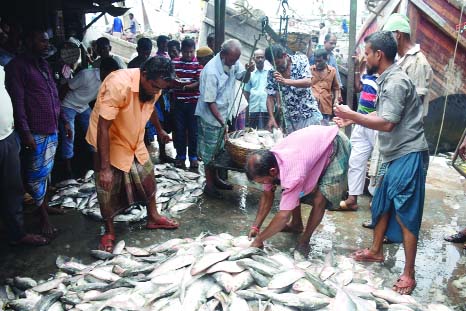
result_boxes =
[86,57,179,253]
[197,46,214,67]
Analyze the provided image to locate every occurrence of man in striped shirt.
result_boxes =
[172,39,203,170]
[338,49,378,211]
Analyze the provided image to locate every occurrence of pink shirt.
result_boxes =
[264,125,339,210]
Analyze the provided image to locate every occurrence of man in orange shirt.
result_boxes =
[86,57,179,252]
[310,49,341,125]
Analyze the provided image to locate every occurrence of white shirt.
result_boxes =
[195,53,246,126]
[63,68,101,113]
[0,65,14,140]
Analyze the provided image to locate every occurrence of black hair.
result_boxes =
[324,33,336,42]
[167,40,180,51]
[245,150,278,181]
[137,37,152,51]
[366,30,397,62]
[100,57,121,73]
[363,33,373,43]
[207,33,215,42]
[156,35,170,48]
[129,13,134,18]
[181,38,196,50]
[96,37,110,48]
[140,56,175,81]
[264,44,286,64]
[314,49,328,60]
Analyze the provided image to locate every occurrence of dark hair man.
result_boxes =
[334,31,429,295]
[128,37,153,69]
[86,57,179,253]
[92,37,126,69]
[310,33,342,87]
[167,40,181,60]
[156,35,170,58]
[207,32,215,52]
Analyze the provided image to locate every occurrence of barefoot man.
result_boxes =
[246,125,350,254]
[86,57,179,252]
[334,31,429,295]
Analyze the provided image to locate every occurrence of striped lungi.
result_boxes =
[22,133,58,206]
[95,159,155,220]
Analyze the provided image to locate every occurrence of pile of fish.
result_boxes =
[0,233,454,311]
[49,164,205,222]
[229,128,284,150]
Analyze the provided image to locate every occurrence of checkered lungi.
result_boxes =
[95,159,155,220]
[197,117,224,165]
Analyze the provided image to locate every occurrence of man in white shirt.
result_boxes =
[0,65,48,246]
[60,67,102,177]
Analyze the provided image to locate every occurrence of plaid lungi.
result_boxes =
[95,159,155,220]
[301,131,351,210]
[197,117,224,165]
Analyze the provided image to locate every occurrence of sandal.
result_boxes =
[392,275,416,295]
[10,234,49,246]
[146,217,179,230]
[362,220,374,229]
[351,248,384,262]
[444,232,466,243]
[338,200,358,211]
[99,234,115,253]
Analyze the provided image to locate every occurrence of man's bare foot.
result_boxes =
[40,221,58,238]
[47,206,66,215]
[11,234,49,246]
[295,242,311,257]
[393,274,416,295]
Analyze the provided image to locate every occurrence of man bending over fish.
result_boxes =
[246,125,350,254]
[86,57,179,253]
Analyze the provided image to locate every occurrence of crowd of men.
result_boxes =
[1,12,465,296]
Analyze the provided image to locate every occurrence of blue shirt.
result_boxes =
[129,19,136,34]
[113,17,123,33]
[357,74,378,114]
[309,51,342,87]
[244,68,269,113]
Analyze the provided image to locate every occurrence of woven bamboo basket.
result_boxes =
[225,129,264,168]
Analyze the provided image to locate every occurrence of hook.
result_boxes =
[281,0,289,15]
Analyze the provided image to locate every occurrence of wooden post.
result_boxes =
[214,0,226,53]
[141,0,152,32]
[345,0,357,137]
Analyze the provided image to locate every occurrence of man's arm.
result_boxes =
[251,210,292,248]
[248,190,275,239]
[149,109,170,143]
[266,94,279,129]
[334,105,396,132]
[244,91,250,103]
[207,102,225,127]
[97,117,113,191]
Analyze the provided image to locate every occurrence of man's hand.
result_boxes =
[157,129,171,144]
[223,126,229,142]
[334,104,354,119]
[99,167,113,191]
[273,72,288,85]
[64,122,73,140]
[22,132,37,152]
[267,118,279,131]
[250,237,264,249]
[333,117,354,128]
[459,137,466,161]
[248,227,259,240]
[245,61,255,73]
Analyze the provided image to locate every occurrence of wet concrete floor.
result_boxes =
[0,156,465,308]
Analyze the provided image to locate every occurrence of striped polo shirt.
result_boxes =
[172,57,203,104]
[357,74,378,114]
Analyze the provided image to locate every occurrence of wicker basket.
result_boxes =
[225,130,263,168]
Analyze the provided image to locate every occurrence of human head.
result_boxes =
[319,22,325,29]
[180,38,195,61]
[264,44,288,72]
[207,32,215,51]
[24,29,49,57]
[324,33,337,52]
[129,13,134,20]
[136,37,152,60]
[364,31,397,75]
[100,57,121,81]
[139,56,176,102]
[96,37,111,58]
[196,46,214,66]
[382,13,411,48]
[245,150,279,184]
[167,40,180,59]
[253,49,265,70]
[220,39,242,67]
[314,49,328,70]
[156,35,169,53]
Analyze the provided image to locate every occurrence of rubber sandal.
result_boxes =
[362,220,374,229]
[351,248,384,262]
[444,232,466,243]
[146,217,179,230]
[338,200,358,211]
[10,234,49,246]
[99,234,115,253]
[392,275,416,295]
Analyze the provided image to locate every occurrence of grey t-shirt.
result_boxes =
[376,64,428,163]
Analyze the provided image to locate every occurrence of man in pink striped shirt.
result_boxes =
[246,125,350,253]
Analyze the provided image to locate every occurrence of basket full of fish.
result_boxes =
[0,233,454,310]
[49,164,206,221]
[225,128,284,168]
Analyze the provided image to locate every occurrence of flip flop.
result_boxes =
[351,248,384,262]
[444,232,466,243]
[393,275,416,295]
[338,200,358,211]
[281,223,304,233]
[362,220,374,229]
[10,234,49,246]
[146,217,179,230]
[99,234,115,253]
